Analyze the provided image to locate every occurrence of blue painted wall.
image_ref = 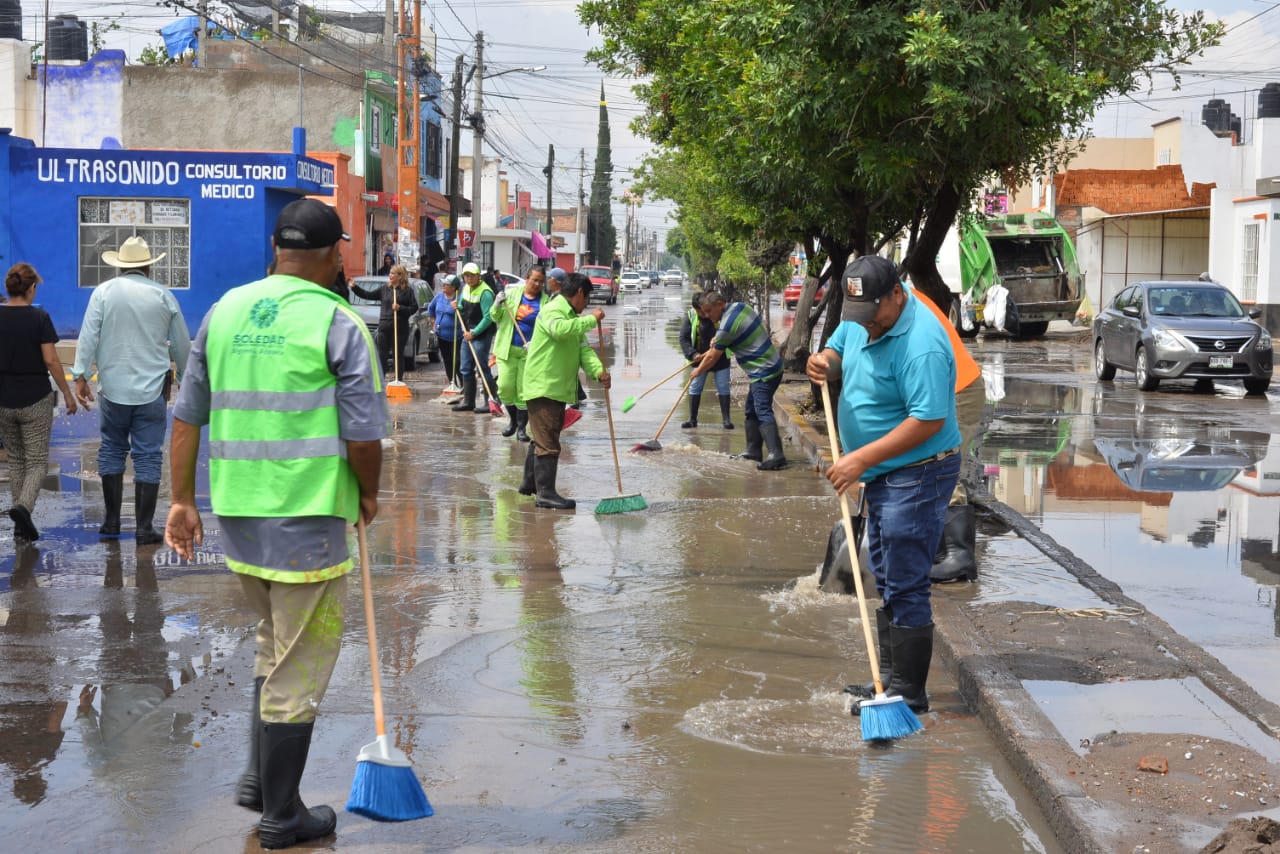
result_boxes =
[0,130,337,337]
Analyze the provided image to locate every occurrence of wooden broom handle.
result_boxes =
[356,519,387,736]
[651,372,697,444]
[595,326,624,494]
[819,382,884,695]
[634,361,693,401]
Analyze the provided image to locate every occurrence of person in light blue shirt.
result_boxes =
[806,254,959,717]
[72,236,191,545]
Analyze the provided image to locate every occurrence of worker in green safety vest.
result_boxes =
[164,199,387,850]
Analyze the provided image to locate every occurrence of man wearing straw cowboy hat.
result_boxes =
[73,235,191,545]
[805,254,960,717]
[165,199,386,849]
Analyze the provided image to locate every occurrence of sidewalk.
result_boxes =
[770,375,1280,854]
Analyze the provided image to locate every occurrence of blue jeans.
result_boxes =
[744,374,781,426]
[689,366,730,397]
[460,333,497,399]
[864,451,961,628]
[98,394,168,483]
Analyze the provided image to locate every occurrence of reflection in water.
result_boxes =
[0,546,66,806]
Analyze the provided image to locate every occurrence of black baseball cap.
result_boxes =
[274,199,351,249]
[840,255,900,324]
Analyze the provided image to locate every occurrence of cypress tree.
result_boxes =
[587,83,617,266]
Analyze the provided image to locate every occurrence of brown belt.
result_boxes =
[901,446,960,469]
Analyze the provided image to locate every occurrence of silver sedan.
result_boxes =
[1093,280,1272,394]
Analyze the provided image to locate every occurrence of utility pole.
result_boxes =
[395,0,422,269]
[574,149,585,269]
[543,144,554,238]
[445,53,464,270]
[384,0,395,67]
[197,0,207,69]
[470,31,484,266]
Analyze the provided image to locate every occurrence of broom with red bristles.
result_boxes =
[452,306,503,417]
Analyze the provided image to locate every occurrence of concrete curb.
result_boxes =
[770,375,1115,854]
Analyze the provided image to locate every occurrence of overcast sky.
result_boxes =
[13,1,1280,251]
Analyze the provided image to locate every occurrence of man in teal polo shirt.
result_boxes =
[165,199,386,849]
[806,254,960,717]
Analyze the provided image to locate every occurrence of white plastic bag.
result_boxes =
[986,283,1009,332]
[959,290,976,332]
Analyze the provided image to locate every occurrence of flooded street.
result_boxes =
[0,287,1067,852]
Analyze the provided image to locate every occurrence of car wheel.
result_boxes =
[1243,377,1271,395]
[1094,339,1116,381]
[1135,346,1160,391]
[1016,320,1050,338]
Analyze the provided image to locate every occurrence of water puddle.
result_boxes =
[1024,677,1280,763]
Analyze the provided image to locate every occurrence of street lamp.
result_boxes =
[469,48,545,266]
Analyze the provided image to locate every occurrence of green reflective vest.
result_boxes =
[205,275,377,522]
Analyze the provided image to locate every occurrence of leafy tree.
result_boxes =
[136,42,172,66]
[586,84,618,265]
[581,0,1220,365]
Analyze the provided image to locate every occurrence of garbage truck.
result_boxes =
[941,213,1084,339]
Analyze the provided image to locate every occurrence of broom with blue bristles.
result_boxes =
[346,519,435,821]
[819,381,922,742]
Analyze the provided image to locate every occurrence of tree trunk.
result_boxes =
[780,236,852,371]
[900,181,962,314]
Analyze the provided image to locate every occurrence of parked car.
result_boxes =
[645,270,660,288]
[579,265,619,304]
[349,275,439,370]
[1093,280,1272,394]
[783,276,826,310]
[661,269,684,286]
[620,271,643,293]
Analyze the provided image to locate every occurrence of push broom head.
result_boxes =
[857,693,923,742]
[488,398,504,417]
[562,407,583,430]
[387,382,412,402]
[621,396,638,413]
[595,493,648,515]
[346,733,434,822]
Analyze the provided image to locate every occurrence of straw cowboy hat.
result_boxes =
[102,236,166,269]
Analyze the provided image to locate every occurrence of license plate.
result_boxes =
[1209,355,1233,369]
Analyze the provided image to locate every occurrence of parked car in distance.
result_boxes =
[350,275,439,370]
[1093,280,1272,394]
[783,276,826,310]
[620,271,643,293]
[579,265,619,304]
[644,270,660,288]
[661,269,684,286]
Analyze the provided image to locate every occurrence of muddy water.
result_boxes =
[0,289,1060,851]
[971,331,1280,711]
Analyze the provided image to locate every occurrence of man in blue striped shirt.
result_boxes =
[693,290,786,470]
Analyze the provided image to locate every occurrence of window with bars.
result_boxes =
[1241,223,1259,301]
[423,122,442,180]
[78,198,191,289]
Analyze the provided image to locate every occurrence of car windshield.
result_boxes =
[1148,286,1244,318]
[582,267,610,277]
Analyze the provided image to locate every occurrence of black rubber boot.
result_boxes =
[680,394,700,429]
[257,721,337,850]
[739,417,763,462]
[533,454,575,510]
[515,409,530,442]
[887,623,933,712]
[719,394,734,429]
[134,482,164,545]
[99,473,123,536]
[501,405,519,437]
[851,623,933,716]
[757,422,787,470]
[450,377,476,410]
[235,676,266,810]
[843,608,892,699]
[474,389,494,414]
[518,443,536,496]
[931,504,978,583]
[9,505,38,541]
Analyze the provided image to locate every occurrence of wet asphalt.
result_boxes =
[1,287,1277,852]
